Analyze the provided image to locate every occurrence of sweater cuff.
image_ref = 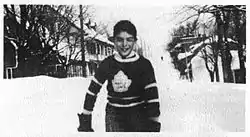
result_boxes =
[145,102,160,118]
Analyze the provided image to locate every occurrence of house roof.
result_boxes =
[177,36,241,63]
[177,37,211,60]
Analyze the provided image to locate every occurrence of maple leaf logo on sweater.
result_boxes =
[112,71,132,92]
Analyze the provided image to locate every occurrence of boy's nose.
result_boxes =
[122,40,128,47]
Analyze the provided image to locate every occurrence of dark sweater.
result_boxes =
[84,52,160,118]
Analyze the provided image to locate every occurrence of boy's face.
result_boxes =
[114,31,136,58]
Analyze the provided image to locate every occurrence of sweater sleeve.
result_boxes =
[143,60,160,118]
[83,58,108,112]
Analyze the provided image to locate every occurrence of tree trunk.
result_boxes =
[237,49,246,83]
[234,10,246,83]
[221,46,233,83]
[216,10,233,83]
[211,41,220,82]
[214,61,220,82]
[209,71,214,82]
[79,5,86,77]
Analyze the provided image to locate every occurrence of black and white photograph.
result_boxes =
[1,2,247,137]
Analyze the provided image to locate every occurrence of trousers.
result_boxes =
[105,103,161,132]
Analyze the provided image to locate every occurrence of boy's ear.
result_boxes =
[135,36,138,41]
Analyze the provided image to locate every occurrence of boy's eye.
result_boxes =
[115,37,123,42]
[115,37,135,42]
[127,38,135,42]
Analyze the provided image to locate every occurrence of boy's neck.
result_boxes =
[114,51,139,63]
[120,51,135,59]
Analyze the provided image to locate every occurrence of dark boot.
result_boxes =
[77,113,94,132]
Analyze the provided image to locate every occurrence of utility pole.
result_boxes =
[79,5,86,77]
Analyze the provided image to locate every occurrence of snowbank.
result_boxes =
[0,74,245,136]
[0,76,107,136]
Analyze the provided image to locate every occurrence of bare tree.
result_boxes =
[169,5,246,83]
[199,42,220,82]
[4,5,93,77]
[46,5,111,77]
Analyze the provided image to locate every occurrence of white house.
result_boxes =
[58,24,114,77]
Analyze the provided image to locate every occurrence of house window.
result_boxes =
[103,47,106,56]
[107,47,110,55]
[102,46,105,55]
[111,48,114,54]
[100,45,102,55]
[90,43,96,54]
[105,47,108,56]
[95,43,99,54]
[97,44,101,55]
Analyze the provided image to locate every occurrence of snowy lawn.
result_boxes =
[0,75,245,137]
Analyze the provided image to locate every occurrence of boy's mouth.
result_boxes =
[121,48,129,52]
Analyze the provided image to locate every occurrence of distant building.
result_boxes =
[4,39,18,79]
[172,35,206,81]
[173,35,243,83]
[3,5,114,79]
[61,25,114,77]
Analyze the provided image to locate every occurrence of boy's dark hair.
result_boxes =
[113,20,137,40]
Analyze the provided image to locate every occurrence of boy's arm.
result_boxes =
[78,59,108,132]
[82,59,108,114]
[143,61,160,119]
[143,60,161,132]
[82,77,103,114]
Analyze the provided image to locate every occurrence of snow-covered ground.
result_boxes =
[0,52,246,137]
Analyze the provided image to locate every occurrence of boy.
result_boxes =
[78,20,161,132]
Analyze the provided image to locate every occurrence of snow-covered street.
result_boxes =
[0,54,245,137]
